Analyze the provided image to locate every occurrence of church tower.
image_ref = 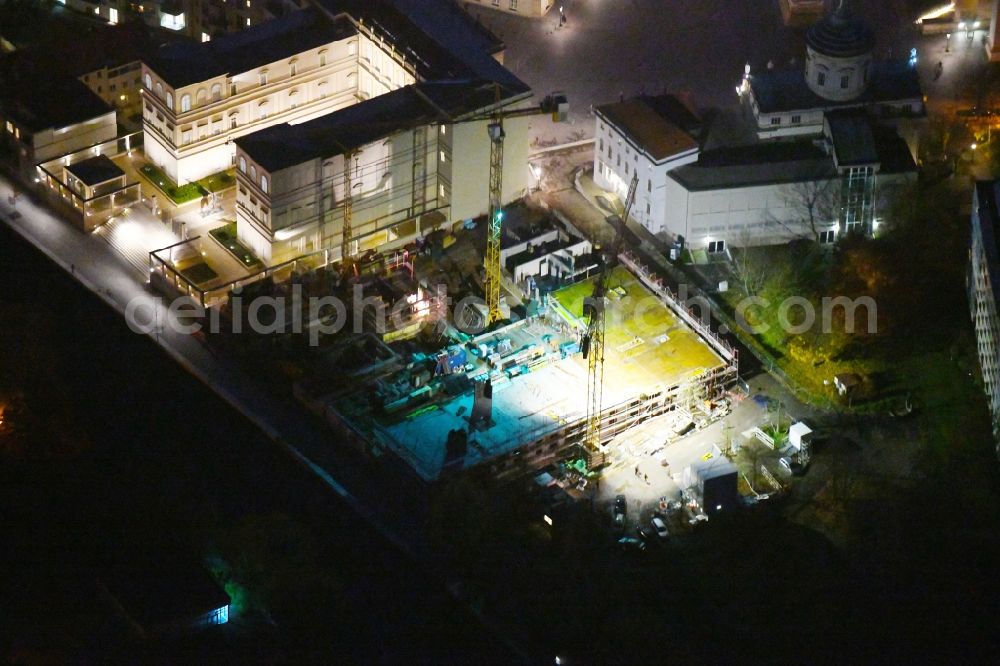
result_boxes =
[804,1,876,102]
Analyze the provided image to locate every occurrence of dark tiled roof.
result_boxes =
[872,125,916,174]
[826,109,877,166]
[144,9,356,88]
[0,71,111,133]
[806,5,875,58]
[750,60,923,114]
[596,94,699,162]
[145,0,525,94]
[668,141,837,191]
[236,80,526,172]
[65,155,124,185]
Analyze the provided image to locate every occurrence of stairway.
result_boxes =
[94,215,177,276]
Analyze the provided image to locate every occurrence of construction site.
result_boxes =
[282,202,739,483]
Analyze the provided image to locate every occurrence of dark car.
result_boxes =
[612,495,627,530]
[618,536,646,552]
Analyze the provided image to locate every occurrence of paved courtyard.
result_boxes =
[466,0,923,144]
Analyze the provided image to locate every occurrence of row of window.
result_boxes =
[238,156,269,194]
[769,114,803,126]
[480,0,519,9]
[143,42,356,114]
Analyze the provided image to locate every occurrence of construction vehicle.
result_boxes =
[582,171,638,467]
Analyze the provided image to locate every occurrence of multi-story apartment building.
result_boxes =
[141,7,418,184]
[233,80,532,264]
[969,180,1000,454]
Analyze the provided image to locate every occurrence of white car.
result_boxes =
[651,516,669,539]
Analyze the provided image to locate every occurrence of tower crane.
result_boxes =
[477,86,568,326]
[582,171,638,466]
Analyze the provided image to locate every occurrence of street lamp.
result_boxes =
[946,33,951,52]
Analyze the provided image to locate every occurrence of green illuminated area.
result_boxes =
[551,265,724,400]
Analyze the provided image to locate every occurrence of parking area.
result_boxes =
[594,370,819,543]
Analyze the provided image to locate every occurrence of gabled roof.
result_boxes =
[596,94,700,162]
[235,79,528,172]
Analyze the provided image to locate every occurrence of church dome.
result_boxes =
[806,3,875,58]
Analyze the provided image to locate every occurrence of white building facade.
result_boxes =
[140,9,416,184]
[969,180,1000,453]
[234,83,532,264]
[593,95,701,234]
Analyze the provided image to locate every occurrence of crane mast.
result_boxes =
[341,148,355,267]
[583,172,638,464]
[484,103,505,325]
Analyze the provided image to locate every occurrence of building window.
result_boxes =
[770,117,781,125]
[440,125,447,136]
[708,240,726,254]
[819,230,836,244]
[181,128,192,145]
[840,75,849,89]
[181,94,191,112]
[250,165,257,182]
[239,156,247,173]
[231,82,237,96]
[440,150,447,163]
[791,115,801,124]
[290,61,297,76]
[230,114,238,129]
[319,50,327,67]
[509,0,517,9]
[155,82,163,98]
[261,175,268,193]
[259,71,267,86]
[646,202,650,214]
[817,71,826,86]
[647,179,651,192]
[599,138,603,151]
[211,83,222,101]
[144,73,152,89]
[166,92,173,109]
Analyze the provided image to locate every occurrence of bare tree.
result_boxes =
[729,227,771,296]
[780,177,840,243]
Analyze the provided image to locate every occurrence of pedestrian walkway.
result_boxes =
[93,212,178,275]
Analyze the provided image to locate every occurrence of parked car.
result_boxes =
[612,494,627,530]
[636,526,657,544]
[651,516,669,539]
[618,536,646,552]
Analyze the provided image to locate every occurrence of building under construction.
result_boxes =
[320,252,738,482]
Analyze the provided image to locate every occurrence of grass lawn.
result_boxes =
[180,261,219,285]
[209,222,263,269]
[198,170,236,193]
[139,163,203,204]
